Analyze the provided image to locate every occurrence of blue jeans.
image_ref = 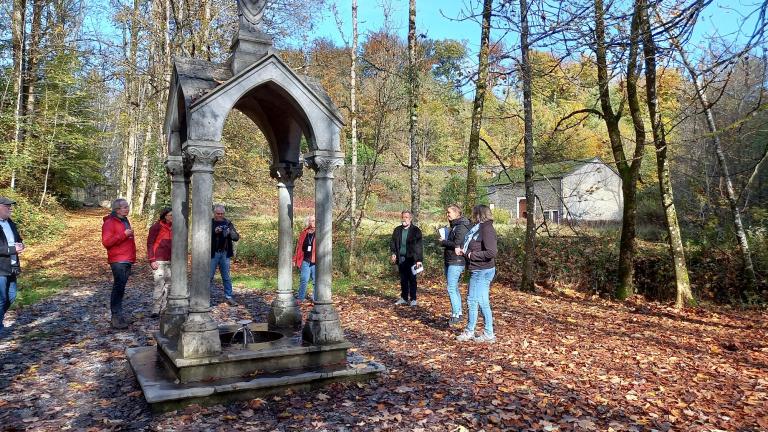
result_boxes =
[297,261,316,301]
[0,275,17,328]
[445,264,465,317]
[210,251,233,298]
[466,268,495,337]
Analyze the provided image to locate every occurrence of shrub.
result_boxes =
[0,188,65,243]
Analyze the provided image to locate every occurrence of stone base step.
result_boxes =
[126,346,385,412]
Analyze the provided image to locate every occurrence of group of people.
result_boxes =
[390,204,498,344]
[1,194,494,345]
[101,200,241,329]
[99,199,320,329]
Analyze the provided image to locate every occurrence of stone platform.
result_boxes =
[155,324,353,383]
[126,325,384,412]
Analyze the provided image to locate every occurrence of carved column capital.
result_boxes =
[165,155,186,179]
[270,163,303,185]
[186,146,223,173]
[305,152,344,179]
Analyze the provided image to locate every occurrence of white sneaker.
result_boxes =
[473,332,497,344]
[410,300,418,306]
[456,330,475,342]
[395,298,407,305]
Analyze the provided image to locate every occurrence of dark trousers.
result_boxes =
[110,262,132,315]
[398,258,417,301]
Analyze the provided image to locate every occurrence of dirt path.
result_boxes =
[1,210,767,431]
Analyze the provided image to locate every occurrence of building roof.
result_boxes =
[488,157,606,186]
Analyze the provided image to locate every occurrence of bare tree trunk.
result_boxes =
[669,41,758,298]
[123,0,140,206]
[202,0,211,60]
[10,0,27,190]
[40,96,61,206]
[464,0,493,215]
[639,0,694,308]
[347,0,359,275]
[593,0,646,300]
[407,0,421,223]
[135,122,153,215]
[23,0,42,120]
[125,124,138,205]
[519,0,536,292]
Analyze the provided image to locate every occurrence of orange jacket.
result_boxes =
[293,228,316,267]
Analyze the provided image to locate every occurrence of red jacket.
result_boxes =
[102,213,136,263]
[293,228,316,267]
[147,220,172,262]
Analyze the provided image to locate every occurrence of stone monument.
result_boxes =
[125,0,383,411]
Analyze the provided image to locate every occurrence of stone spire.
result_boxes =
[229,0,273,75]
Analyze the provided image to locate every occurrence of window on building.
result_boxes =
[544,210,560,223]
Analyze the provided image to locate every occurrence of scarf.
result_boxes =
[462,223,481,254]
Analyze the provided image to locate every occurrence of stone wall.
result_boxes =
[488,179,562,220]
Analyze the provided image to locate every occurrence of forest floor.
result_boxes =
[0,210,767,431]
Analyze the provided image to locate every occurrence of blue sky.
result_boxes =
[310,0,763,59]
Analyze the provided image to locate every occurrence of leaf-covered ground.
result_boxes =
[1,210,767,431]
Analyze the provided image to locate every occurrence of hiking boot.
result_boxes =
[410,300,418,307]
[111,314,128,329]
[448,315,462,327]
[456,330,475,342]
[395,298,407,305]
[473,332,496,344]
[225,297,238,306]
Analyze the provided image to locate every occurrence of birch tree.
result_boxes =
[347,0,359,274]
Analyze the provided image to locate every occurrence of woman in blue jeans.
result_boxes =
[440,205,471,326]
[456,205,498,343]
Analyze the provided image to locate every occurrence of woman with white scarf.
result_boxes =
[455,205,497,343]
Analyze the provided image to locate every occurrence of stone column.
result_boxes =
[302,151,346,345]
[160,152,190,338]
[268,162,303,329]
[178,145,223,358]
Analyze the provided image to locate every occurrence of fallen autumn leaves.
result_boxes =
[0,210,766,431]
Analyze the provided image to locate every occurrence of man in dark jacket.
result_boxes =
[440,204,471,325]
[210,204,240,305]
[389,210,423,306]
[101,198,136,329]
[0,197,24,334]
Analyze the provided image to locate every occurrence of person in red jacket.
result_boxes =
[147,208,172,317]
[101,198,136,329]
[293,215,316,303]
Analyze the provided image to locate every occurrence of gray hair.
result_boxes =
[213,204,225,213]
[111,198,129,211]
[305,215,316,228]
